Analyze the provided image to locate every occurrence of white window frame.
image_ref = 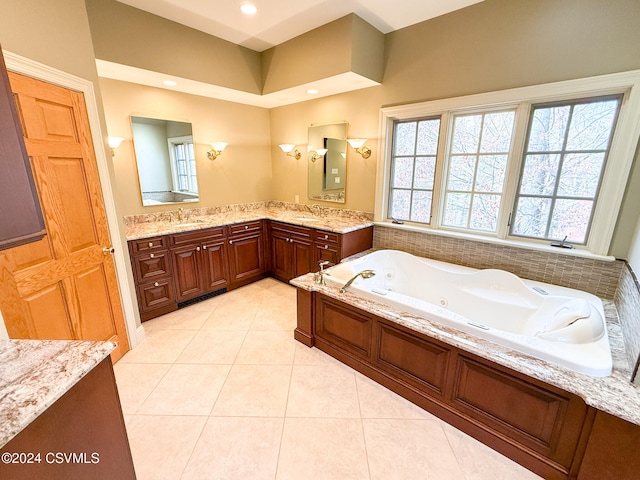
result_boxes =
[167,135,198,194]
[375,70,640,258]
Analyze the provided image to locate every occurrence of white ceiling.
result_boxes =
[102,0,483,107]
[116,0,483,51]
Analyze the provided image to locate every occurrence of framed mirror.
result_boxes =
[307,122,347,203]
[130,116,199,206]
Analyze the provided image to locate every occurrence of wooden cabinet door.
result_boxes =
[292,237,313,278]
[314,242,340,267]
[171,244,203,301]
[270,231,292,281]
[228,233,264,283]
[202,239,229,291]
[0,72,129,361]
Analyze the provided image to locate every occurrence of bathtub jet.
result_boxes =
[324,250,612,377]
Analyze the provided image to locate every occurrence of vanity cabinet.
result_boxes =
[0,47,46,251]
[227,220,266,285]
[170,227,229,302]
[270,222,314,282]
[128,235,177,321]
[314,227,373,268]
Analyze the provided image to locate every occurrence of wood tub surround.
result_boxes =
[293,286,640,480]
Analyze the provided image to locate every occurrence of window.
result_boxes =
[376,71,640,256]
[389,118,440,223]
[511,96,621,244]
[169,137,198,194]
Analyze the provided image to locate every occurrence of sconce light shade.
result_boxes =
[207,142,228,160]
[347,138,371,159]
[309,148,328,163]
[279,143,301,160]
[107,136,124,156]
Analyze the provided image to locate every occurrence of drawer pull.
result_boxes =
[324,234,328,239]
[154,282,159,287]
[196,246,201,251]
[203,245,207,250]
[245,225,249,230]
[324,245,329,249]
[150,253,155,258]
[148,242,153,247]
[229,240,233,244]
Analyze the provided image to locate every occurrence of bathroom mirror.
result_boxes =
[307,122,347,203]
[130,116,199,206]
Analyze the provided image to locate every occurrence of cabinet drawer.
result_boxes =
[170,227,225,246]
[137,278,175,313]
[315,230,340,244]
[271,221,312,239]
[129,236,167,254]
[228,220,262,236]
[132,250,171,282]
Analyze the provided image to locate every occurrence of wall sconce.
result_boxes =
[108,136,124,156]
[347,138,372,159]
[309,148,328,163]
[279,144,301,160]
[207,142,228,160]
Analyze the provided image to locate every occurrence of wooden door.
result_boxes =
[202,239,229,291]
[292,237,313,278]
[270,231,292,281]
[228,233,265,283]
[171,244,203,301]
[0,73,129,361]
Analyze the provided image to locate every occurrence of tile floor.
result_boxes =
[114,278,542,480]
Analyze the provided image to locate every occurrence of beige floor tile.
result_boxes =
[286,364,360,418]
[141,308,211,332]
[362,418,466,480]
[276,417,369,480]
[182,416,283,480]
[356,373,438,420]
[118,329,197,364]
[235,330,297,365]
[113,362,171,414]
[293,344,346,366]
[200,302,259,330]
[176,330,246,364]
[442,422,543,479]
[184,294,226,312]
[211,364,292,417]
[125,414,207,480]
[250,304,297,331]
[137,364,231,415]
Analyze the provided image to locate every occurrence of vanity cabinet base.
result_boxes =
[296,290,640,480]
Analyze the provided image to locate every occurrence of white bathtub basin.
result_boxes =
[325,250,612,377]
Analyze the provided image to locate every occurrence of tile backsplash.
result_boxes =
[373,226,622,298]
[614,263,640,384]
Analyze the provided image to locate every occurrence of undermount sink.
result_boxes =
[294,217,321,222]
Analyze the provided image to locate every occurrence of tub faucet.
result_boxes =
[314,260,331,286]
[340,270,376,293]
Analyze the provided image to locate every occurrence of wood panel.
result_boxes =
[133,251,171,281]
[316,296,373,357]
[138,279,175,313]
[171,244,202,301]
[0,72,129,362]
[228,232,264,283]
[202,239,229,290]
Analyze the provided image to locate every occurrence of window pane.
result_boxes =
[557,153,605,197]
[513,197,551,237]
[394,122,417,155]
[391,157,414,188]
[414,157,436,189]
[480,111,515,153]
[566,99,619,151]
[389,189,411,219]
[411,191,433,223]
[447,155,476,191]
[527,105,570,152]
[548,199,593,243]
[443,193,471,227]
[416,119,440,155]
[470,194,501,231]
[451,115,481,154]
[520,154,560,196]
[476,155,507,193]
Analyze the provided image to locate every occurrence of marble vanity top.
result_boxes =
[124,201,374,240]
[0,340,115,447]
[291,273,640,427]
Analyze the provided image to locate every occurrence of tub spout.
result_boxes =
[340,270,375,293]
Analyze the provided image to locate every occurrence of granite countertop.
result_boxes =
[0,340,115,447]
[291,273,640,427]
[124,203,374,240]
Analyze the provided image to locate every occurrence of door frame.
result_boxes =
[2,50,143,349]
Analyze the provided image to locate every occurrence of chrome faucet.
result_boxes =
[340,270,376,293]
[307,203,321,216]
[314,260,331,286]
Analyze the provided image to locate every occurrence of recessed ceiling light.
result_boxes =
[163,80,177,86]
[240,3,257,15]
[307,89,319,94]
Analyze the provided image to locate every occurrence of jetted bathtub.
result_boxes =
[325,249,612,377]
